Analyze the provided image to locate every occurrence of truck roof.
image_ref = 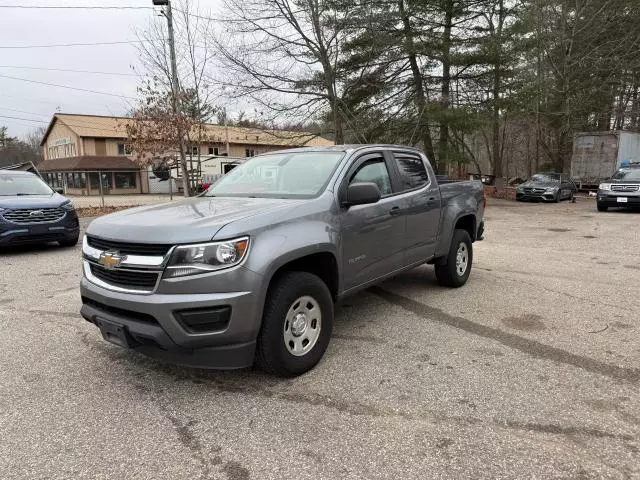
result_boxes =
[271,144,424,155]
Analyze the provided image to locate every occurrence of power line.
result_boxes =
[0,114,47,124]
[172,7,221,22]
[0,74,137,100]
[0,106,50,117]
[0,40,160,49]
[0,65,139,77]
[0,5,153,10]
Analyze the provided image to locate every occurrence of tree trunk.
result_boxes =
[399,0,436,163]
[491,0,505,178]
[438,0,454,175]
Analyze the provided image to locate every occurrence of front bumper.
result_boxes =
[0,212,79,246]
[597,193,640,207]
[516,191,556,202]
[80,275,262,369]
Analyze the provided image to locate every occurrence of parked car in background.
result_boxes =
[516,173,576,202]
[597,163,640,212]
[80,145,485,377]
[0,169,79,247]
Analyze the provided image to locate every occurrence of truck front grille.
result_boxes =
[2,208,66,224]
[86,236,172,257]
[611,184,639,192]
[89,264,160,291]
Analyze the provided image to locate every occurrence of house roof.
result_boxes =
[41,113,333,148]
[38,156,140,172]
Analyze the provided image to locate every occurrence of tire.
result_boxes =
[255,271,333,377]
[553,193,560,203]
[58,234,79,247]
[597,203,608,212]
[435,229,473,288]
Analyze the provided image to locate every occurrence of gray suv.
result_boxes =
[80,145,485,376]
[597,163,640,211]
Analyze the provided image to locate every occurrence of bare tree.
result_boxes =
[124,82,199,195]
[134,0,218,195]
[210,0,347,143]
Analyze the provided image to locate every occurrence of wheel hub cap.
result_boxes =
[291,313,308,337]
[283,296,322,356]
[456,243,468,276]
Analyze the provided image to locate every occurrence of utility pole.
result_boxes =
[154,0,190,197]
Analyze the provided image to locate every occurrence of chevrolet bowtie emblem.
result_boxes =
[99,251,126,269]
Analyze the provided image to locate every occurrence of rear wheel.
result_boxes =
[255,272,333,377]
[435,229,473,288]
[597,203,608,212]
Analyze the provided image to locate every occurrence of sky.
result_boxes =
[0,0,222,141]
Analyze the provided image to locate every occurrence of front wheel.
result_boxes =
[255,272,333,377]
[435,229,473,288]
[597,203,608,212]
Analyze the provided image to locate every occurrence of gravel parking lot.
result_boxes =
[1,198,639,480]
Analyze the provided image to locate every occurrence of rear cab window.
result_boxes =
[392,152,430,191]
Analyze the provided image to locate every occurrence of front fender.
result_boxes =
[242,220,341,326]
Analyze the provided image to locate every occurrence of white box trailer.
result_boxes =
[571,131,640,189]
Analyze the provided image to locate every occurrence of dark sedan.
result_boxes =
[0,169,79,247]
[516,173,576,202]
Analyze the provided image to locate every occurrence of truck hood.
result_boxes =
[86,196,302,244]
[0,193,69,210]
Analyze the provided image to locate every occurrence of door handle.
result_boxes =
[389,206,401,216]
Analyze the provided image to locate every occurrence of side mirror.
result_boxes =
[54,187,64,194]
[344,182,381,207]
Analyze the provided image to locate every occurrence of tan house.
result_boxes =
[39,113,333,195]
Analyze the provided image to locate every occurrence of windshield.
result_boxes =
[531,173,560,183]
[0,173,54,196]
[206,151,345,198]
[612,168,640,181]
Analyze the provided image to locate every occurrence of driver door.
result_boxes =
[340,153,406,292]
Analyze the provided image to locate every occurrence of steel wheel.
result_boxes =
[283,296,322,356]
[456,243,469,277]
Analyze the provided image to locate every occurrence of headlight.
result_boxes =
[545,187,558,193]
[164,237,249,278]
[599,183,611,191]
[61,201,75,211]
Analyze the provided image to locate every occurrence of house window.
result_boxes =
[208,146,219,156]
[191,146,199,155]
[65,172,86,189]
[245,149,256,157]
[117,143,132,155]
[100,172,113,189]
[89,172,100,190]
[114,172,137,189]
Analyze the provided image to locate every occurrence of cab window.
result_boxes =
[393,153,429,190]
[349,158,392,196]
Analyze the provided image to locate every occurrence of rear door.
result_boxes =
[388,150,441,266]
[340,152,406,291]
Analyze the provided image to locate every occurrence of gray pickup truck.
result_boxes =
[80,145,485,376]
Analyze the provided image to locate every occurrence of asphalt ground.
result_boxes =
[1,198,639,479]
